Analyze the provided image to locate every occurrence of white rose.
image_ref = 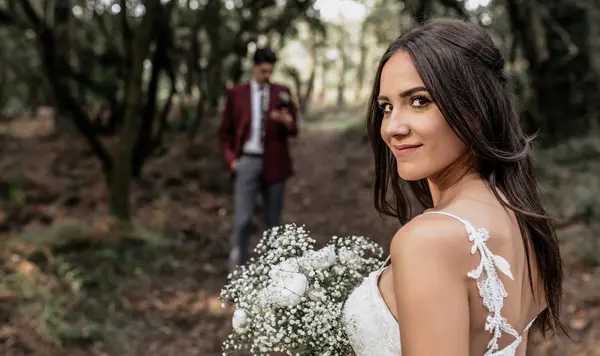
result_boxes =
[232,308,249,334]
[267,272,308,307]
[268,259,300,281]
[313,245,337,269]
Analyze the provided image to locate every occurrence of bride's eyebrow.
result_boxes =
[377,86,429,102]
[399,86,428,98]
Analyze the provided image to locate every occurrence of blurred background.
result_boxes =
[0,0,599,355]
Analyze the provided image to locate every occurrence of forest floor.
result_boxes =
[0,114,599,356]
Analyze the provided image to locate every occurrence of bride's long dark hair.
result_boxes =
[366,18,564,335]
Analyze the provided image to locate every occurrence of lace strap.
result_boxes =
[523,317,536,332]
[422,211,520,355]
[380,255,391,270]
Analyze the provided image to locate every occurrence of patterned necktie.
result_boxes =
[259,85,268,143]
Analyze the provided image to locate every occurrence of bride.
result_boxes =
[342,18,564,355]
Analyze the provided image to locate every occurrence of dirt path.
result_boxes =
[113,128,401,356]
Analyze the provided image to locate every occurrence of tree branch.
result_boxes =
[17,0,113,173]
[19,0,45,32]
[120,0,132,60]
[438,0,468,19]
[63,64,118,102]
[0,6,30,30]
[0,8,13,24]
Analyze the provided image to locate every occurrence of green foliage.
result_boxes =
[0,168,26,205]
[1,219,171,346]
[533,135,600,266]
[0,26,46,116]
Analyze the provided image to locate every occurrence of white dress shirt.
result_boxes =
[243,79,269,154]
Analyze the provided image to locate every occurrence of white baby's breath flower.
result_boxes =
[338,249,357,263]
[333,265,346,275]
[308,286,327,302]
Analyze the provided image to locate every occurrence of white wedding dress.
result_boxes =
[342,211,538,356]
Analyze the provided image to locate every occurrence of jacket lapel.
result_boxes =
[240,83,252,128]
[268,84,277,112]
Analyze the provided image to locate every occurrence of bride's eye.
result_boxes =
[378,102,393,115]
[410,96,431,108]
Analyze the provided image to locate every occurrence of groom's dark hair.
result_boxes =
[253,48,277,65]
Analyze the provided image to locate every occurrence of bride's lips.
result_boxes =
[393,144,422,156]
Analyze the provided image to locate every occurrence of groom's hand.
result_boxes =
[270,109,293,127]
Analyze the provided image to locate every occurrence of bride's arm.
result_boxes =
[390,214,472,356]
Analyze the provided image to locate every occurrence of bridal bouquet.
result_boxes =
[220,224,384,355]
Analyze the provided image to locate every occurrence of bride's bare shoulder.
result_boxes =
[389,211,479,352]
[389,211,477,273]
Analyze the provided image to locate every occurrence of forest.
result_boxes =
[0,0,599,355]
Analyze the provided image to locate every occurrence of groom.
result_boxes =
[219,47,299,271]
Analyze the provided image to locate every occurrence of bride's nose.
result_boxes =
[382,111,410,139]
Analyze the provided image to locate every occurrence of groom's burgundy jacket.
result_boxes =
[219,82,299,183]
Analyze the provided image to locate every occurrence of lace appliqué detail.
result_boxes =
[462,221,520,356]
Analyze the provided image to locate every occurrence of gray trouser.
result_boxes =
[229,155,286,269]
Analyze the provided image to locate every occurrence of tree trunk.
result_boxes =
[336,27,348,107]
[355,21,367,99]
[300,30,318,114]
[52,0,77,134]
[204,0,224,114]
[109,0,162,221]
[187,94,206,141]
[132,3,174,178]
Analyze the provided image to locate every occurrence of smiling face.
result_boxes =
[378,51,468,181]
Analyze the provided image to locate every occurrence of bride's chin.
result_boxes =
[396,167,428,182]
